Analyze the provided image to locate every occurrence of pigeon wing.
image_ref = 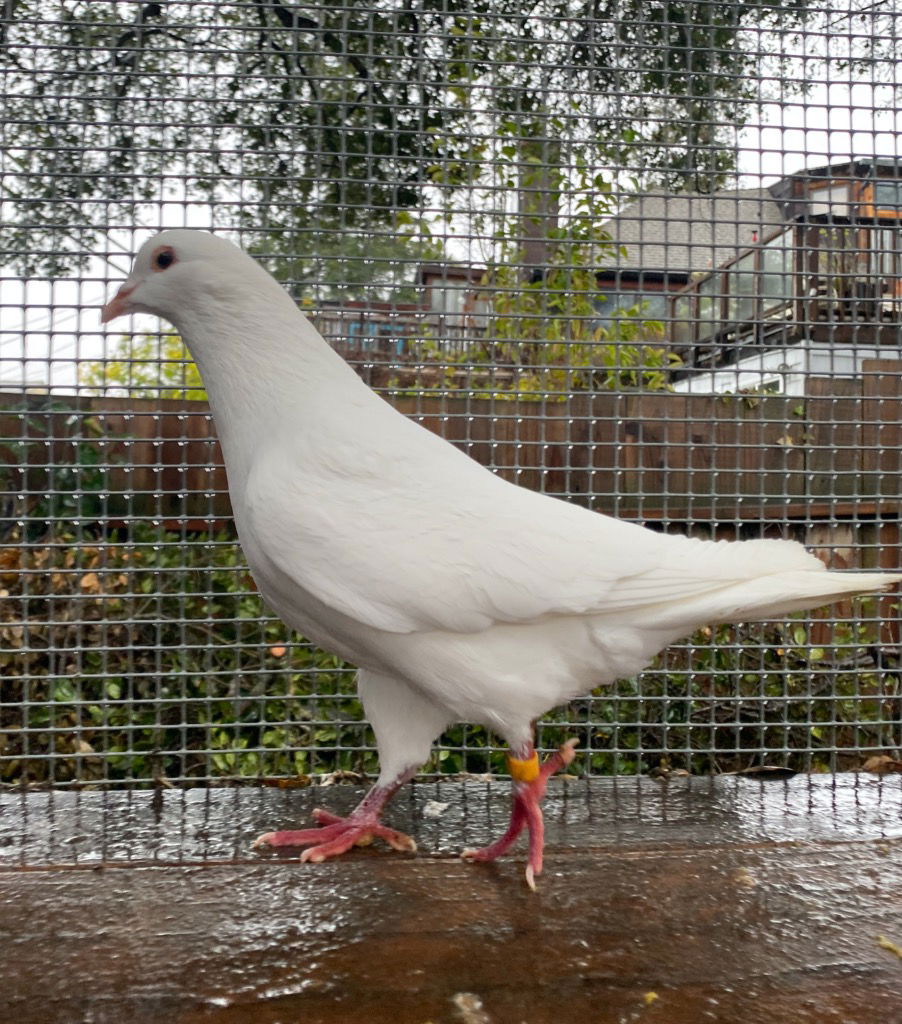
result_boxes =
[240,423,825,636]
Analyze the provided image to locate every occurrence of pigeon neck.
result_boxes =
[176,296,348,476]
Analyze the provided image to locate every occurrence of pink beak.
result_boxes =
[100,282,137,324]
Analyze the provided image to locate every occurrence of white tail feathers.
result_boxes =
[705,569,902,624]
[644,535,902,630]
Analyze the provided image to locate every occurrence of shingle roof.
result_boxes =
[601,187,787,275]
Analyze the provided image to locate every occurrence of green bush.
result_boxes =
[0,525,367,785]
[600,616,901,775]
[2,526,897,786]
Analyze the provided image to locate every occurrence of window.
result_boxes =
[594,289,669,324]
[671,294,693,346]
[873,181,902,210]
[761,231,793,311]
[728,252,757,323]
[697,275,721,341]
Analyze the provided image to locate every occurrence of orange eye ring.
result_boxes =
[151,245,176,271]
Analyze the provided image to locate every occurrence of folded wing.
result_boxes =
[242,423,879,636]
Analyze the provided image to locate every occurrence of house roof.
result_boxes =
[601,187,787,275]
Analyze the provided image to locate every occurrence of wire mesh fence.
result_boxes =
[2,0,902,787]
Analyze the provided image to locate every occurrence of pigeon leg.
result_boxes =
[252,772,417,863]
[462,738,578,889]
[253,671,449,864]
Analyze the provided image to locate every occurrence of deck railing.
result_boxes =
[670,218,902,370]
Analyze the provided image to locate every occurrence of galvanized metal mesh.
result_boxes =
[2,0,901,787]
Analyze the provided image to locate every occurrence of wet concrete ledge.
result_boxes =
[1,775,901,1024]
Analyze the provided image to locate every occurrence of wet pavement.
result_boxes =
[1,775,901,1024]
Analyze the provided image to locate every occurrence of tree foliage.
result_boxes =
[3,0,811,278]
[78,332,206,400]
[415,147,678,396]
[77,147,676,400]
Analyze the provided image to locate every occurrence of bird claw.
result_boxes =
[461,847,539,891]
[559,736,579,765]
[461,739,578,889]
[382,829,418,854]
[251,831,276,850]
[252,815,416,861]
[542,737,579,779]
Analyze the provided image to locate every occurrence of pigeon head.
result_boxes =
[100,229,274,328]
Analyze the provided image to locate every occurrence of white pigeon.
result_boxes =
[102,230,902,888]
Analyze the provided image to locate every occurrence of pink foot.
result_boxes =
[462,739,578,889]
[252,786,416,863]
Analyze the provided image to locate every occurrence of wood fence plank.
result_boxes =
[2,379,898,527]
[862,359,902,501]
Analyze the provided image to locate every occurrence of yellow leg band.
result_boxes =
[507,751,540,783]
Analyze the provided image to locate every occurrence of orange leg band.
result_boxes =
[506,751,540,783]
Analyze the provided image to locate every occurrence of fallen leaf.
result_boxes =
[422,800,450,819]
[643,991,659,1006]
[451,992,491,1024]
[730,765,797,780]
[862,754,902,774]
[261,776,311,788]
[876,934,902,961]
[79,572,102,593]
[733,867,757,888]
[0,548,20,581]
[318,770,362,787]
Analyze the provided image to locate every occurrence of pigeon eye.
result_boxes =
[152,246,176,271]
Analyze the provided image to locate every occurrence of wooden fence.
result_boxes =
[2,361,900,540]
